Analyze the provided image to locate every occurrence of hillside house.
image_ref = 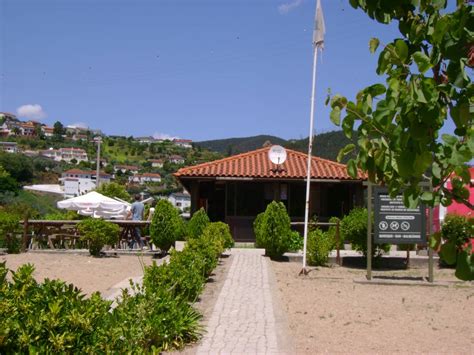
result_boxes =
[175,146,366,241]
[169,155,185,164]
[173,139,193,149]
[0,141,18,153]
[114,164,139,174]
[129,173,162,185]
[61,169,112,197]
[41,126,55,137]
[168,192,191,211]
[41,147,88,163]
[149,159,164,168]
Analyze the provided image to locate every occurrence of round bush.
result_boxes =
[201,222,234,250]
[78,218,119,256]
[340,207,389,257]
[307,228,333,266]
[150,199,183,252]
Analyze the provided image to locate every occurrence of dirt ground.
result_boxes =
[271,261,474,354]
[0,252,153,296]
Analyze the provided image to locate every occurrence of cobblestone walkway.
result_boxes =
[196,249,291,354]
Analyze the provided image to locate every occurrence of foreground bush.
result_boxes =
[254,201,291,259]
[0,262,113,352]
[307,228,333,266]
[0,211,21,254]
[187,208,210,239]
[143,249,206,302]
[150,199,183,252]
[431,214,474,281]
[340,207,390,258]
[0,220,230,352]
[77,218,119,256]
[288,230,303,252]
[201,222,234,250]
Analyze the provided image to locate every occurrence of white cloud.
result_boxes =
[70,122,88,129]
[278,0,303,14]
[153,132,178,140]
[16,104,47,120]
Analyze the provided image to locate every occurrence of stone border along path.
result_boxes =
[196,249,294,355]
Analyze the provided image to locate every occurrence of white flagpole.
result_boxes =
[301,46,319,275]
[301,0,324,275]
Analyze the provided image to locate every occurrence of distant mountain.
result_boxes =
[287,130,358,163]
[196,130,357,163]
[195,135,287,156]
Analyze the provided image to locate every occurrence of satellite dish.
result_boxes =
[268,145,287,165]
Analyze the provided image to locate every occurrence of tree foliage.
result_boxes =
[96,182,130,201]
[330,0,473,209]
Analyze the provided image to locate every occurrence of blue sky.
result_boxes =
[1,0,406,141]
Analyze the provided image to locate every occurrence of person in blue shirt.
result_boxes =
[128,194,145,249]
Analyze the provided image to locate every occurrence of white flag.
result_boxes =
[313,0,325,49]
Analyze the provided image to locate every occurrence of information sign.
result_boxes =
[374,187,426,244]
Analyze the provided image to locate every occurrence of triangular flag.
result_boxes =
[313,0,325,49]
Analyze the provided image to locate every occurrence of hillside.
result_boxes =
[196,130,357,162]
[287,130,358,163]
[195,135,287,156]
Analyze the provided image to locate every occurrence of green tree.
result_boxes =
[0,153,34,183]
[96,182,131,201]
[0,165,19,194]
[330,1,473,209]
[53,121,65,141]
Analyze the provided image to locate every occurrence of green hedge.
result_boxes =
[0,220,231,352]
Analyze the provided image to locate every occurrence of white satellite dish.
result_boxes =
[268,145,287,166]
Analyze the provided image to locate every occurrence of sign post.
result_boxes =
[374,187,426,245]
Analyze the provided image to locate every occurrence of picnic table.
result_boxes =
[22,219,151,250]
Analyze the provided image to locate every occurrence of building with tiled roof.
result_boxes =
[174,146,365,241]
[129,172,161,185]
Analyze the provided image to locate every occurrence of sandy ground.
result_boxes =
[271,261,474,354]
[0,252,153,296]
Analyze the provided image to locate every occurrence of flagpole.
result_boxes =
[301,0,324,275]
[300,45,319,275]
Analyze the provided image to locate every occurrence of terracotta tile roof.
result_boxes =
[174,147,366,180]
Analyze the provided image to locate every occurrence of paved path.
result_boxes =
[196,249,292,355]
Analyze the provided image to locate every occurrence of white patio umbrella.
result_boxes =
[57,191,129,219]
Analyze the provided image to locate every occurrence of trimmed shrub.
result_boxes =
[340,207,390,258]
[254,201,291,259]
[187,208,210,239]
[150,199,182,252]
[288,230,303,252]
[0,262,114,352]
[201,222,234,250]
[326,216,342,249]
[0,211,20,253]
[143,249,206,302]
[253,212,265,248]
[436,214,474,280]
[441,214,473,249]
[307,228,333,266]
[185,236,219,277]
[77,218,119,256]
